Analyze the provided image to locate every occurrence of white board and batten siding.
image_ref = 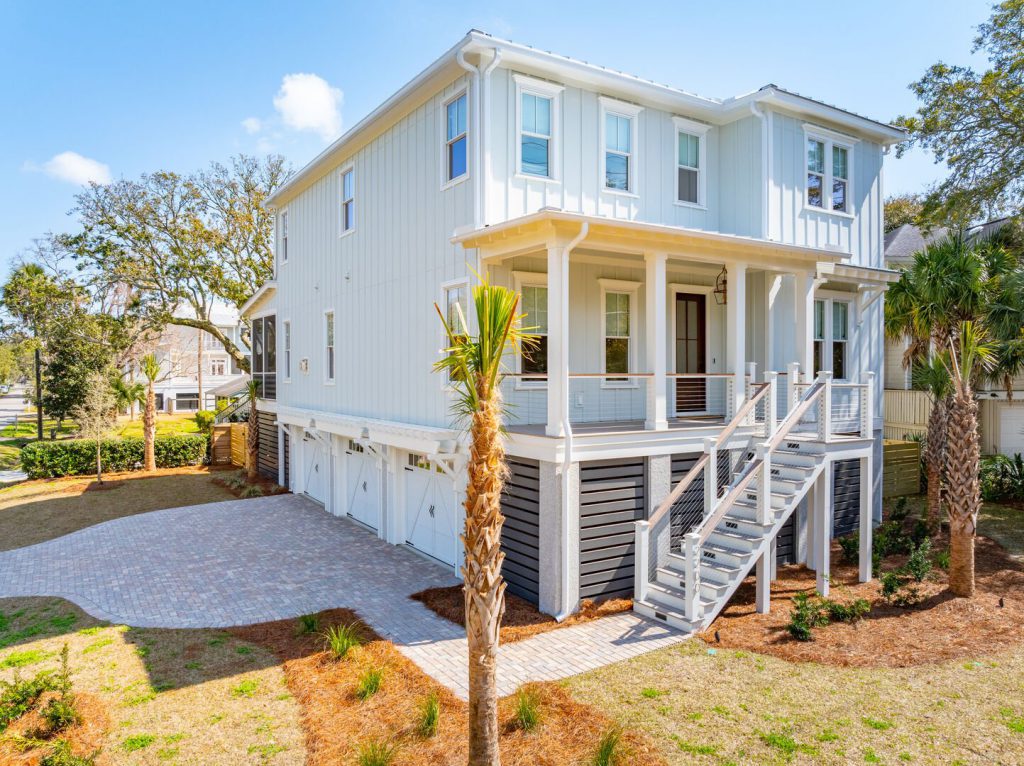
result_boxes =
[273,73,476,431]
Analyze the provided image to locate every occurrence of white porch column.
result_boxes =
[794,270,816,381]
[726,262,748,414]
[644,251,668,430]
[546,245,570,437]
[859,453,873,582]
[755,550,770,614]
[816,460,833,597]
[277,422,286,488]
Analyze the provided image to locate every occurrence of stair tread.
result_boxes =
[702,542,752,557]
[655,567,732,589]
[646,582,716,607]
[634,599,700,629]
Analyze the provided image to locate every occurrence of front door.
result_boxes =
[675,293,707,413]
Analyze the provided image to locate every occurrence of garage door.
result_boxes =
[344,441,380,530]
[404,454,458,567]
[1000,405,1024,457]
[303,433,328,506]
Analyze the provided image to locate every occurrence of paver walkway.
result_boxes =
[0,494,689,697]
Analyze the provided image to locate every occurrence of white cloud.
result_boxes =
[32,151,112,186]
[241,117,263,134]
[272,73,342,141]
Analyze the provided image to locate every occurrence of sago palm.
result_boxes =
[246,379,260,481]
[911,357,952,529]
[940,321,994,597]
[433,277,534,766]
[141,353,160,471]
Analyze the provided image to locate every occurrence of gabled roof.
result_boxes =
[884,223,948,263]
[266,30,906,209]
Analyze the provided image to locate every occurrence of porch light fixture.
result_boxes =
[713,267,728,305]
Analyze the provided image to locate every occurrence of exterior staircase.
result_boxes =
[633,368,873,632]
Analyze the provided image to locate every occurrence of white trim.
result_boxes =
[599,96,642,196]
[812,293,855,381]
[513,73,563,183]
[513,270,548,390]
[599,279,640,389]
[278,209,289,265]
[338,164,355,237]
[803,125,856,218]
[323,309,336,385]
[441,88,470,190]
[672,116,710,209]
[668,283,716,417]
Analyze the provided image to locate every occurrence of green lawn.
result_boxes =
[0,417,77,439]
[116,413,202,437]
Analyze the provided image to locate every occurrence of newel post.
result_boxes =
[755,442,771,525]
[683,531,701,622]
[817,371,833,442]
[787,362,801,413]
[764,370,778,437]
[634,521,650,603]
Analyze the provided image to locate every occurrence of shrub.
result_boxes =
[904,539,933,583]
[40,697,81,735]
[874,521,911,558]
[592,727,623,766]
[513,688,541,731]
[0,671,58,733]
[356,667,383,700]
[357,739,399,766]
[881,571,924,607]
[194,411,216,434]
[934,548,951,571]
[980,453,1024,501]
[322,623,362,660]
[880,571,903,601]
[823,598,871,624]
[20,434,208,478]
[418,692,440,737]
[240,484,264,499]
[837,535,860,565]
[786,593,829,641]
[40,740,97,766]
[890,496,910,523]
[296,614,320,636]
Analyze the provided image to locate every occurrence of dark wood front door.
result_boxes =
[675,293,707,412]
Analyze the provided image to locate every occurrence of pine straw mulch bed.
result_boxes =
[230,608,665,766]
[700,532,1024,667]
[410,587,632,644]
[0,691,109,766]
[210,469,289,498]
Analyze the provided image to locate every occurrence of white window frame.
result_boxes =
[282,319,292,382]
[279,209,289,264]
[441,89,469,190]
[673,116,710,209]
[599,97,643,197]
[598,278,640,389]
[513,74,563,183]
[339,166,355,236]
[210,358,226,377]
[803,124,858,218]
[813,292,854,381]
[440,277,470,389]
[513,271,549,390]
[323,309,335,384]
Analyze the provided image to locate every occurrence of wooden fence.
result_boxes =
[883,389,931,440]
[230,423,248,468]
[210,425,232,466]
[882,439,921,498]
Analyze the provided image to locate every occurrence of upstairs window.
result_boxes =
[340,168,354,233]
[520,283,548,382]
[600,98,642,194]
[282,320,292,380]
[805,127,855,214]
[210,359,226,376]
[445,92,468,182]
[521,93,552,177]
[324,311,335,382]
[279,210,289,263]
[673,118,709,207]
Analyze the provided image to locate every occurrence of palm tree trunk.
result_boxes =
[945,389,980,597]
[143,386,156,472]
[924,397,947,528]
[246,400,259,482]
[464,376,506,766]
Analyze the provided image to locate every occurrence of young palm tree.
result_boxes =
[940,322,994,597]
[111,376,145,421]
[434,278,533,766]
[141,353,160,471]
[245,379,260,481]
[911,358,952,529]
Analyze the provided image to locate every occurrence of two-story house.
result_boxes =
[241,31,904,632]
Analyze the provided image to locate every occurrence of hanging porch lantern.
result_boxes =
[713,266,728,305]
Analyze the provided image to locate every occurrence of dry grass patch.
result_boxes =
[0,468,238,551]
[0,597,304,765]
[979,502,1024,560]
[568,636,1024,765]
[231,608,665,766]
[411,587,632,644]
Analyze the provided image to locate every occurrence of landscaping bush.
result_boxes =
[20,434,208,478]
[980,453,1024,501]
[194,410,216,434]
[786,593,829,641]
[823,597,871,625]
[837,535,860,565]
[904,539,934,583]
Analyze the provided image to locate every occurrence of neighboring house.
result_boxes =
[241,30,903,631]
[142,305,249,413]
[883,219,1024,455]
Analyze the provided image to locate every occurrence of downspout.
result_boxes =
[750,101,770,241]
[554,221,589,622]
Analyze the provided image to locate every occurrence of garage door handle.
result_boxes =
[428,504,435,518]
[362,481,367,492]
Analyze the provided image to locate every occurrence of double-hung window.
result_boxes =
[601,98,642,193]
[340,168,354,233]
[804,126,856,214]
[517,278,548,384]
[279,210,289,263]
[210,359,226,377]
[443,281,468,382]
[599,279,639,386]
[515,75,563,180]
[282,320,292,381]
[673,117,709,207]
[445,92,468,183]
[324,311,335,383]
[813,298,851,379]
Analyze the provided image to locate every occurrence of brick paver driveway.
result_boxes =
[0,493,688,697]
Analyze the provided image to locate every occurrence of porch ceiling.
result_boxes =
[452,210,847,271]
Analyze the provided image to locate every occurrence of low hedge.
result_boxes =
[20,434,209,479]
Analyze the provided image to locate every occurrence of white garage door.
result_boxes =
[404,454,458,567]
[303,434,328,506]
[345,441,380,530]
[1000,405,1024,457]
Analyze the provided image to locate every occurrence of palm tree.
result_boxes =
[434,278,533,766]
[911,358,952,529]
[111,376,145,421]
[940,322,994,597]
[245,379,260,482]
[141,353,160,471]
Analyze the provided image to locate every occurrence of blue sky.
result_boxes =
[0,0,994,269]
